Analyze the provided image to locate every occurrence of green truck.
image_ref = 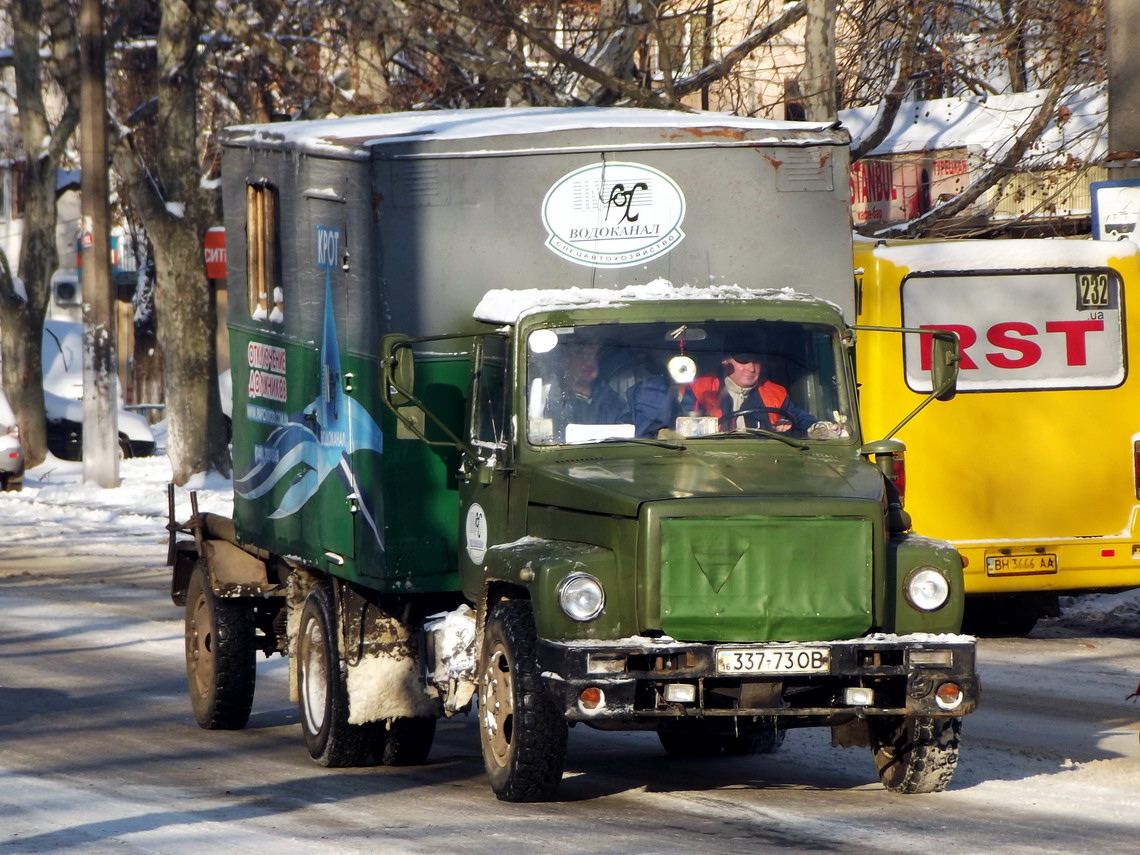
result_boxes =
[169,108,977,802]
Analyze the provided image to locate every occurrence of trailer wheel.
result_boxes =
[370,716,437,766]
[297,582,371,767]
[869,715,961,794]
[478,599,567,802]
[184,562,256,730]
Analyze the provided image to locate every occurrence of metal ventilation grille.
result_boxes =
[774,148,836,192]
[393,161,450,207]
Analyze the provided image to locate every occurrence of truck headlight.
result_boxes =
[905,567,950,612]
[557,573,605,621]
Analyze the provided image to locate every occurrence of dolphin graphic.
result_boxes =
[235,258,385,548]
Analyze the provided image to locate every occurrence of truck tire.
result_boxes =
[297,582,371,767]
[184,562,256,730]
[478,599,568,802]
[370,716,437,766]
[869,715,961,794]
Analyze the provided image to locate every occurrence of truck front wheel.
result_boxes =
[478,599,568,802]
[297,582,371,767]
[869,715,961,794]
[184,562,256,730]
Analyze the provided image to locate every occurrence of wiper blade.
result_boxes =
[698,428,809,450]
[597,436,687,450]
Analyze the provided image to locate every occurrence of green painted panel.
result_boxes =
[379,355,468,592]
[229,323,467,593]
[230,330,326,564]
[660,516,873,642]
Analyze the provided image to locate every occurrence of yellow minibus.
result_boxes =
[856,238,1140,633]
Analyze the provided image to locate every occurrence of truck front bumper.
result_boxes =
[537,636,979,723]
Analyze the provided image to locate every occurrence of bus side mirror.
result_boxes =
[380,333,415,407]
[928,331,960,402]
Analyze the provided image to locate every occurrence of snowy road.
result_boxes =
[2,460,1140,853]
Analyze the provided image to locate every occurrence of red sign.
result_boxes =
[204,227,227,279]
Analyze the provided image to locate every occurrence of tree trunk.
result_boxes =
[0,248,49,468]
[3,157,61,468]
[803,0,837,121]
[3,0,79,468]
[151,219,228,483]
[111,0,229,484]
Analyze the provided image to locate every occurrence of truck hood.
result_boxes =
[527,450,883,517]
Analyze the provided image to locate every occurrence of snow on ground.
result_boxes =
[6,453,232,535]
[1053,589,1140,637]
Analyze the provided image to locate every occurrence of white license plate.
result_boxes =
[716,647,830,675]
[985,553,1058,576]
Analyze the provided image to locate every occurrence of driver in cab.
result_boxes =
[682,345,824,436]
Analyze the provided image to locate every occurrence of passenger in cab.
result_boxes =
[545,342,632,436]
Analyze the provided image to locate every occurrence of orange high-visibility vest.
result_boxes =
[690,376,789,426]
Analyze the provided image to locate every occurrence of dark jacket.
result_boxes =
[628,375,816,436]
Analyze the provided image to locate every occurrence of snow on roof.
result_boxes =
[222,106,843,157]
[839,85,1106,167]
[867,236,1139,272]
[473,278,837,324]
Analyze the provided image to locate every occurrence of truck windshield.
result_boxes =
[525,320,854,446]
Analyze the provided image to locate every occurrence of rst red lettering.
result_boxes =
[920,324,978,370]
[1045,319,1103,366]
[986,322,1041,369]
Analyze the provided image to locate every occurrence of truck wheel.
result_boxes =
[184,562,256,730]
[297,582,371,767]
[478,599,568,802]
[370,716,437,766]
[657,730,723,758]
[722,721,785,756]
[869,715,961,794]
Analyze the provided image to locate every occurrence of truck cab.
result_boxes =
[382,284,976,800]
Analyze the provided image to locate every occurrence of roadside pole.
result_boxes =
[79,0,118,486]
[1108,0,1140,181]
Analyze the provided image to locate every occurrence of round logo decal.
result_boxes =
[542,161,686,268]
[465,503,488,565]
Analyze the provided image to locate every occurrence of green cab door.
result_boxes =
[457,335,514,599]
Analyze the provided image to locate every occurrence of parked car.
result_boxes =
[42,320,156,460]
[0,386,25,491]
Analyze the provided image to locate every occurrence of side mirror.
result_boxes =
[928,330,960,402]
[379,333,414,406]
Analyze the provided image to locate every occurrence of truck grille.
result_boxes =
[658,516,873,643]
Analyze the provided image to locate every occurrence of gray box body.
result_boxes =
[219,108,854,352]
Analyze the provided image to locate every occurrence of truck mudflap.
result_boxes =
[537,636,979,722]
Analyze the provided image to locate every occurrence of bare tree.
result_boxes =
[0,0,80,469]
[110,0,229,484]
[848,1,924,160]
[871,1,1098,237]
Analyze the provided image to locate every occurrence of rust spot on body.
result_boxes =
[661,127,752,142]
